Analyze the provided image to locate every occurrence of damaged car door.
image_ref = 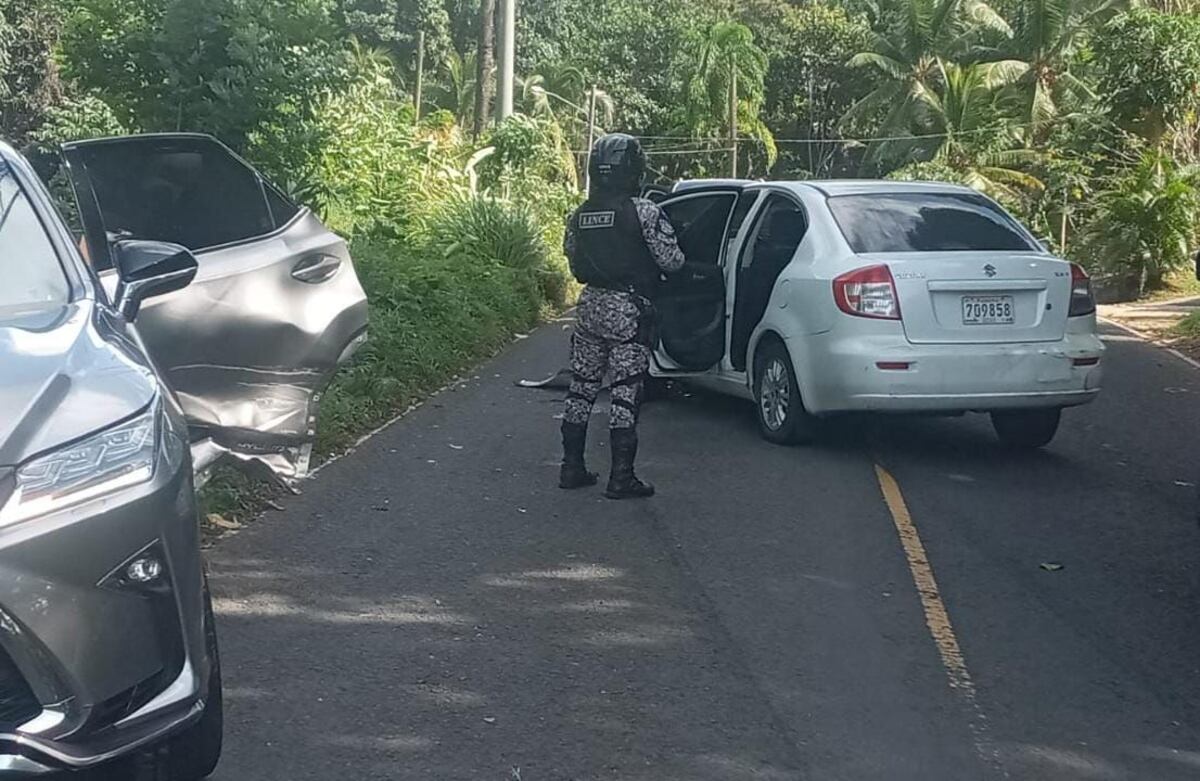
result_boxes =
[59,133,368,480]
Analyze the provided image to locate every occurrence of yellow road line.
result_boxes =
[874,463,1006,776]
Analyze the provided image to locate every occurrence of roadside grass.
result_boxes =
[1171,311,1200,338]
[198,198,572,540]
[1142,271,1200,303]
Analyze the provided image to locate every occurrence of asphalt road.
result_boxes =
[82,318,1200,780]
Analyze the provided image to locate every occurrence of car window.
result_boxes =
[740,194,807,270]
[74,138,275,261]
[829,192,1036,253]
[661,192,736,267]
[0,162,70,321]
[265,183,300,227]
[727,191,761,239]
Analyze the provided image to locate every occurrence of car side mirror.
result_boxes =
[112,240,198,321]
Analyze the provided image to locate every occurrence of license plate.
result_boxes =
[961,295,1015,325]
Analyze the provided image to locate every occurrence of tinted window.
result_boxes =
[829,192,1035,253]
[740,195,807,270]
[265,183,300,227]
[0,163,69,320]
[662,193,735,235]
[661,193,736,267]
[77,138,274,256]
[727,191,761,239]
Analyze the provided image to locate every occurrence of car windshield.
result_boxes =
[829,192,1037,254]
[0,161,70,321]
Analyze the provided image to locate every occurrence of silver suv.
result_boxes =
[0,135,366,776]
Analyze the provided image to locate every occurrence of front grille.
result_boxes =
[0,647,40,730]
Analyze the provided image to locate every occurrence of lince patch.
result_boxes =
[579,211,616,229]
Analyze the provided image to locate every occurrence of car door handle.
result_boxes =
[291,254,342,284]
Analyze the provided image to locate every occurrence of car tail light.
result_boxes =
[1069,263,1096,317]
[833,265,901,320]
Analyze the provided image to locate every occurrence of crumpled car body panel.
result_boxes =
[63,134,368,482]
[136,212,368,481]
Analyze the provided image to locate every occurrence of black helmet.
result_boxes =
[588,133,646,195]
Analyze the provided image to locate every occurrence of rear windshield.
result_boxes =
[828,192,1036,254]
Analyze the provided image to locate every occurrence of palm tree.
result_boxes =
[1083,149,1200,292]
[474,0,496,139]
[921,60,1044,200]
[516,65,613,130]
[841,0,1011,163]
[684,21,773,176]
[433,49,478,127]
[1003,0,1125,143]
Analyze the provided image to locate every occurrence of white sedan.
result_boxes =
[648,180,1104,448]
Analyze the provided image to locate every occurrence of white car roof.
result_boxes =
[768,180,980,198]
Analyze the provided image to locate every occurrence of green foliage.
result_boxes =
[1173,311,1200,339]
[0,0,67,143]
[336,0,451,70]
[61,0,349,149]
[1092,8,1200,146]
[680,21,775,175]
[1002,0,1124,141]
[481,113,579,198]
[1081,149,1200,292]
[741,0,873,177]
[316,223,569,452]
[843,0,1013,171]
[515,0,725,131]
[31,95,126,146]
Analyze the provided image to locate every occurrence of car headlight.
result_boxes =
[0,400,160,525]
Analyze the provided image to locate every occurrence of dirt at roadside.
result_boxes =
[1099,296,1200,365]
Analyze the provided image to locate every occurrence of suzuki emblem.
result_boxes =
[983,264,997,278]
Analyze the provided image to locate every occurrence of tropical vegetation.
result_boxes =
[3,0,1200,494]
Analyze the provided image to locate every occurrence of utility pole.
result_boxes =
[807,73,815,176]
[496,0,516,121]
[729,65,738,178]
[414,30,425,124]
[1061,188,1070,254]
[584,84,598,192]
[473,0,496,139]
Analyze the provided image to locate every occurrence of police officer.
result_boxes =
[559,133,685,499]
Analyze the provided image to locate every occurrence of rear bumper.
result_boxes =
[801,329,1104,414]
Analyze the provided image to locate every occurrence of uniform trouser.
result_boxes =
[563,289,650,431]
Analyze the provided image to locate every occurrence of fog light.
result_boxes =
[126,557,163,584]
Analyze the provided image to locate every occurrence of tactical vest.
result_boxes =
[569,195,660,299]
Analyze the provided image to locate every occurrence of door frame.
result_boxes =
[650,185,746,376]
[726,187,811,375]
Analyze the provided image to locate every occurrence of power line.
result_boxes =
[627,121,1040,147]
[571,147,732,155]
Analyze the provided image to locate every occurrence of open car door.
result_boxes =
[59,134,368,481]
[653,187,740,372]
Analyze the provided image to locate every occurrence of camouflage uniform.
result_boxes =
[563,199,686,430]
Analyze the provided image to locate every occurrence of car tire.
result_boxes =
[991,408,1062,449]
[167,579,223,781]
[754,339,815,445]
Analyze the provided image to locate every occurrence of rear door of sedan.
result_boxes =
[59,134,368,479]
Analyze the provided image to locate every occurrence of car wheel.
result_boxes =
[991,408,1062,449]
[167,578,223,781]
[754,340,815,445]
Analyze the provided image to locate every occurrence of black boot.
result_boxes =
[605,428,655,500]
[559,421,598,489]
